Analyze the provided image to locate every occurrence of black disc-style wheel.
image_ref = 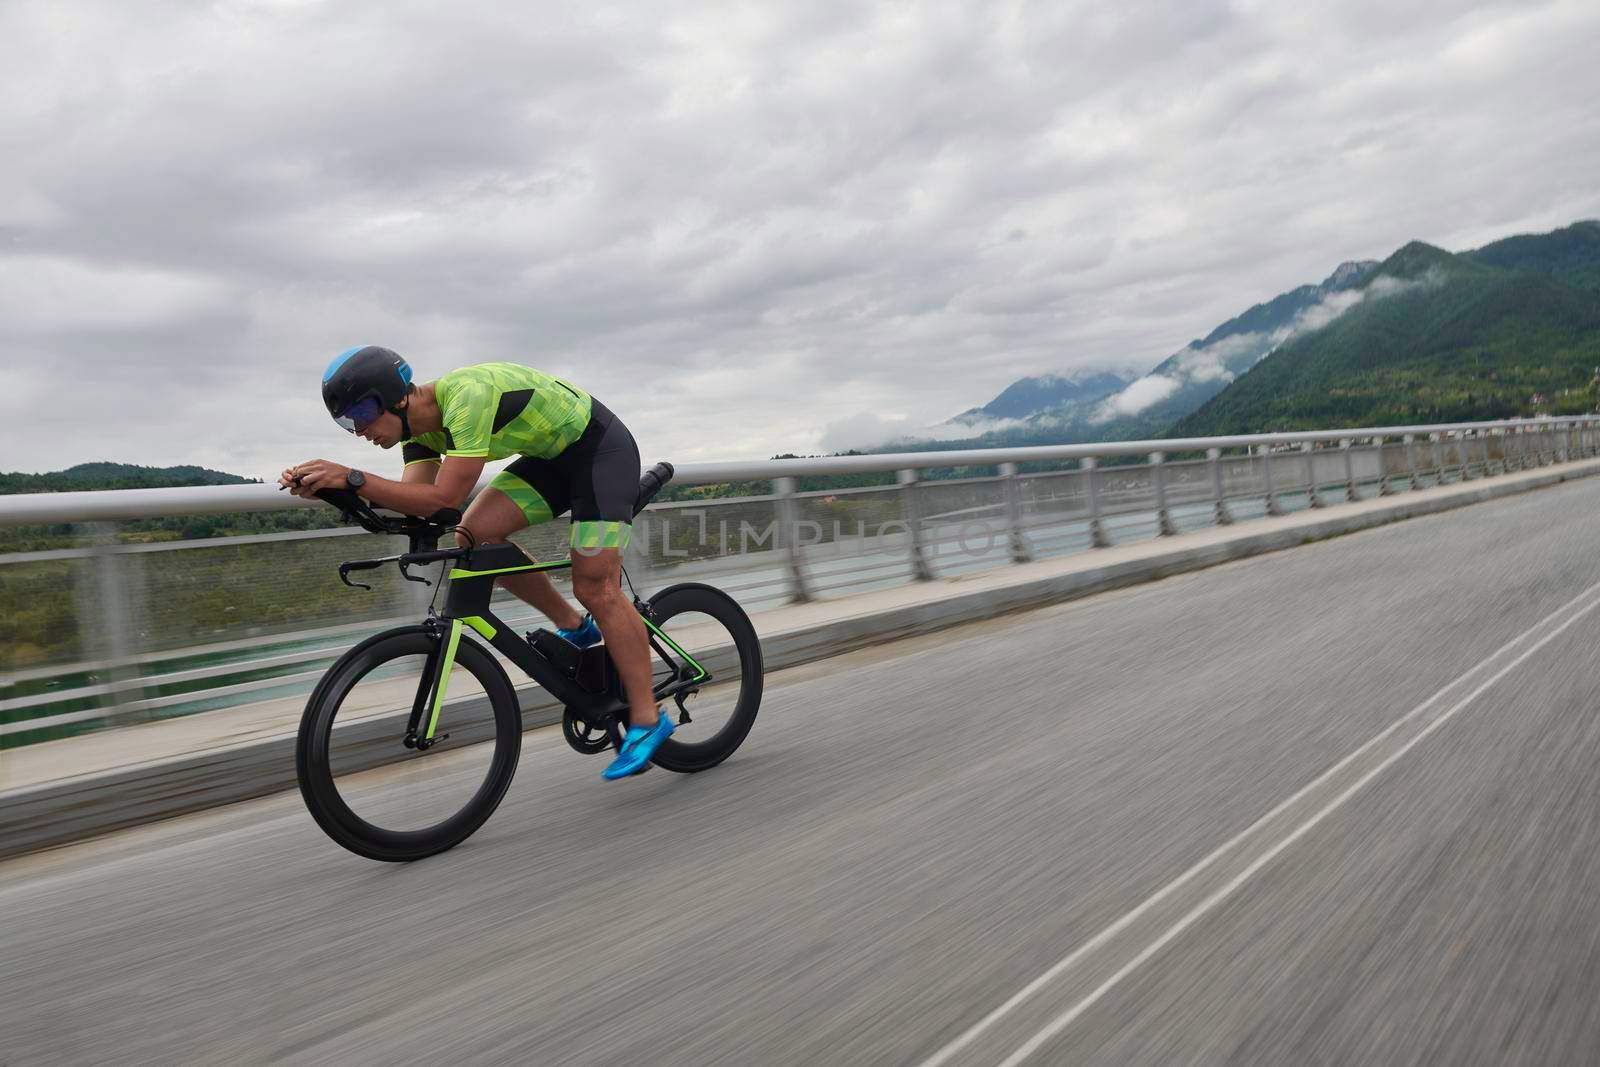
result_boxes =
[610,582,763,773]
[296,626,521,862]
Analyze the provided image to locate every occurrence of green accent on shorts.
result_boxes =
[570,520,631,551]
[488,470,555,527]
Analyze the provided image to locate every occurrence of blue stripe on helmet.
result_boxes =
[323,345,368,382]
[397,360,413,385]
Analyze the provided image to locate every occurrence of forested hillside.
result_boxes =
[1170,225,1600,436]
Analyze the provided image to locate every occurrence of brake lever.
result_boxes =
[337,563,374,588]
[397,559,432,586]
[338,559,385,590]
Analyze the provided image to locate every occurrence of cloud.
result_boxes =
[1,0,1597,476]
[1091,333,1256,421]
[919,413,1029,441]
[1281,268,1438,338]
[817,411,919,452]
[1093,374,1182,420]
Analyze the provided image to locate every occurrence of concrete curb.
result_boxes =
[3,459,1595,859]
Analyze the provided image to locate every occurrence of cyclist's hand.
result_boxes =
[283,460,349,497]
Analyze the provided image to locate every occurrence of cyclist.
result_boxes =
[279,345,672,780]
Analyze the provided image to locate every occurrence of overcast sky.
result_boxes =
[3,0,1598,477]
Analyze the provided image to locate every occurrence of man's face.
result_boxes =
[355,409,403,448]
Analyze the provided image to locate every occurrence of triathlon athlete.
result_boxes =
[279,345,672,780]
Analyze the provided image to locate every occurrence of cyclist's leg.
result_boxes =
[462,465,583,631]
[567,401,656,729]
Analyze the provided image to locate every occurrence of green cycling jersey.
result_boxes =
[400,362,593,466]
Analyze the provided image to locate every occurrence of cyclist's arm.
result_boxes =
[401,458,440,486]
[359,454,485,516]
[389,440,444,496]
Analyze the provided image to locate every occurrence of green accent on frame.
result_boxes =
[645,618,708,681]
[449,560,573,579]
[426,618,463,740]
[460,615,497,640]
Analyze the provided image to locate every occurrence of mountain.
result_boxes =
[950,370,1134,425]
[1466,219,1600,292]
[901,258,1380,453]
[0,462,258,494]
[1078,258,1381,435]
[1169,228,1600,437]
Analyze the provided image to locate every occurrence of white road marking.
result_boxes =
[919,578,1600,1067]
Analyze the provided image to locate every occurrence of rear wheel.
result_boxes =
[614,583,763,773]
[296,627,521,861]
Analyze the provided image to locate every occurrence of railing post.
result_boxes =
[1260,445,1285,516]
[896,468,935,581]
[1207,448,1233,526]
[1454,432,1472,481]
[773,476,813,603]
[999,461,1033,564]
[1375,437,1394,495]
[1151,452,1177,535]
[1429,432,1444,484]
[81,522,147,728]
[1341,439,1357,502]
[1404,434,1421,490]
[1083,457,1110,547]
[1303,442,1325,508]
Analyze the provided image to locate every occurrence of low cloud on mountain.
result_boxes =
[1089,269,1442,422]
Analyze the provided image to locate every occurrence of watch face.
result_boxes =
[347,469,366,489]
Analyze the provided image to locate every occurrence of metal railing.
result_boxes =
[3,416,1597,747]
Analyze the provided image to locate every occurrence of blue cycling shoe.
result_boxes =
[602,708,675,780]
[556,614,602,649]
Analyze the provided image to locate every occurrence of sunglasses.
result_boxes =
[333,395,386,433]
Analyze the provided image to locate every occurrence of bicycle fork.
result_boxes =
[405,618,461,750]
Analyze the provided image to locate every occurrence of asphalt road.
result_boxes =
[5,474,1600,1065]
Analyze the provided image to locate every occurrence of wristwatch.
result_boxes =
[346,469,367,491]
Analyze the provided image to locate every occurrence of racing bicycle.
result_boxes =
[294,462,764,861]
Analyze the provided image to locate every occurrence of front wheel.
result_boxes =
[619,582,763,773]
[296,626,522,861]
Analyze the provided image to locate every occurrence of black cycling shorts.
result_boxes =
[488,397,641,550]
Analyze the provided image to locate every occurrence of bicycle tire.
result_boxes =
[296,626,521,861]
[631,582,763,773]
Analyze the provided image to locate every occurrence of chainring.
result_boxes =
[561,708,615,754]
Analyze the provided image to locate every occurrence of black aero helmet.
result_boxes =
[322,345,413,433]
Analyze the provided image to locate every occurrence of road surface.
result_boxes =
[4,474,1600,1065]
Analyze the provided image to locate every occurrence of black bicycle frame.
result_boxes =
[406,541,709,743]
